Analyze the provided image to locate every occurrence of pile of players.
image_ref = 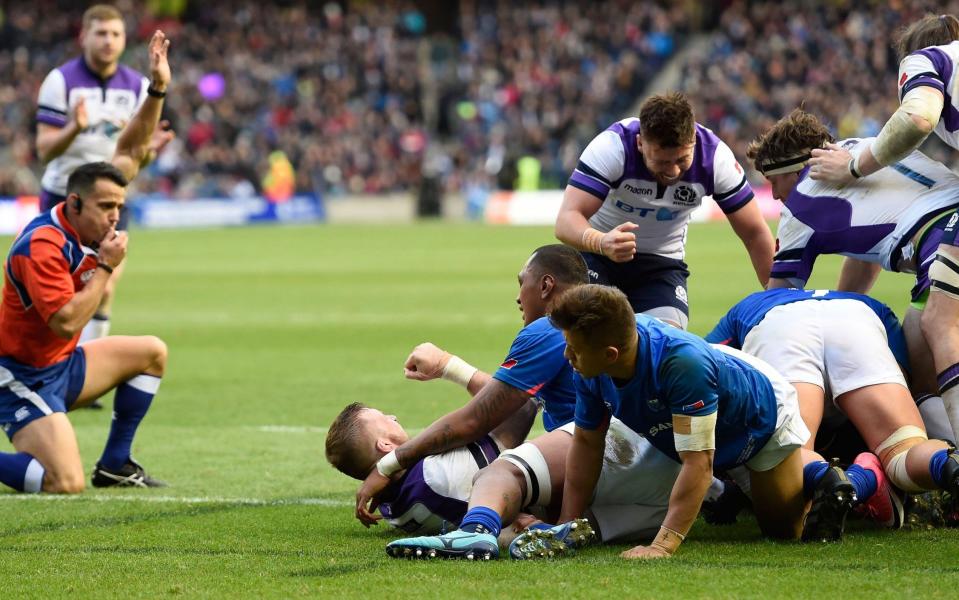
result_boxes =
[326,13,959,561]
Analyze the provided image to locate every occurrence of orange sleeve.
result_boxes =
[18,231,74,322]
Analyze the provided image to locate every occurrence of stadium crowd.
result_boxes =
[4,1,959,198]
[0,0,696,198]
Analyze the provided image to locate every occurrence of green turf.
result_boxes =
[0,222,956,598]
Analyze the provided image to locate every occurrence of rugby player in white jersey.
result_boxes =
[555,91,774,329]
[747,109,959,445]
[807,14,959,448]
[36,5,174,360]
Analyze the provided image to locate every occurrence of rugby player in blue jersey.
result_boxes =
[707,288,959,530]
[556,92,774,328]
[354,245,589,526]
[548,285,848,559]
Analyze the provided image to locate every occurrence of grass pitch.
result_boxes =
[0,222,957,598]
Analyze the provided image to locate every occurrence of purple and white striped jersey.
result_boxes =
[568,118,754,260]
[36,57,149,195]
[377,435,501,535]
[773,139,959,285]
[898,41,959,151]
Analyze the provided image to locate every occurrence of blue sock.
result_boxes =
[459,506,502,537]
[803,460,830,498]
[99,374,160,470]
[0,452,44,492]
[845,464,878,502]
[930,449,951,489]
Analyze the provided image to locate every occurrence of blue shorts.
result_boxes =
[40,188,131,231]
[0,348,87,440]
[583,252,690,316]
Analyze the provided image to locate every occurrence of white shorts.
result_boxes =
[712,344,810,472]
[741,299,907,398]
[500,418,679,542]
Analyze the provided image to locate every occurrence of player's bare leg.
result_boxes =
[837,383,948,490]
[795,383,824,451]
[749,448,810,540]
[921,248,959,442]
[11,414,84,493]
[73,335,165,406]
[903,307,955,442]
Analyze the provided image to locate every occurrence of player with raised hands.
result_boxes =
[0,30,172,493]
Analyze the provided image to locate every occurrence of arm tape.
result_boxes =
[376,450,402,477]
[872,87,942,166]
[442,355,478,388]
[582,228,604,255]
[672,412,717,453]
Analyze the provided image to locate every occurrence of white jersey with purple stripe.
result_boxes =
[772,138,959,283]
[568,118,754,260]
[377,435,501,535]
[898,41,959,150]
[37,57,149,195]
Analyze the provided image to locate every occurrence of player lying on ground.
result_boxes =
[555,91,773,328]
[547,285,848,560]
[327,400,537,536]
[0,31,172,493]
[748,108,959,445]
[329,403,705,560]
[803,15,959,443]
[353,245,590,524]
[707,288,959,530]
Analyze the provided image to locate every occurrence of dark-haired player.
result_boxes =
[555,91,774,328]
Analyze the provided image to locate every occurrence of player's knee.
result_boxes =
[876,426,928,492]
[144,336,168,374]
[45,470,85,494]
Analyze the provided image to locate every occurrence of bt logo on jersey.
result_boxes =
[615,200,679,221]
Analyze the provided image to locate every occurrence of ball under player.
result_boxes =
[354,245,590,524]
[549,285,849,560]
[707,288,959,530]
[555,91,774,329]
[35,5,174,352]
[805,14,959,445]
[748,108,959,444]
[0,31,172,493]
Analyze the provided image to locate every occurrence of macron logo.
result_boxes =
[14,407,30,422]
[500,358,518,370]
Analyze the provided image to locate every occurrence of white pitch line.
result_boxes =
[0,494,351,507]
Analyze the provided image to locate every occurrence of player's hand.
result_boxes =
[148,120,175,156]
[72,96,88,131]
[404,342,451,381]
[355,469,391,527]
[98,230,128,268]
[601,222,638,263]
[510,513,543,533]
[621,544,671,560]
[808,143,854,185]
[148,30,171,92]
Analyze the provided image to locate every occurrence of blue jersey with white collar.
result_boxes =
[574,315,778,469]
[704,288,908,373]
